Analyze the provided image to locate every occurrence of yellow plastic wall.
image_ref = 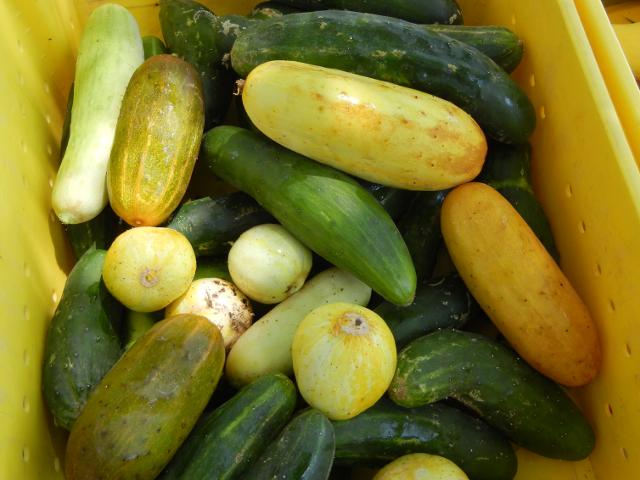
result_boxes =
[1,1,640,479]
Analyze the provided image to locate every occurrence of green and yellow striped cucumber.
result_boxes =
[388,329,595,460]
[243,409,335,480]
[52,4,143,224]
[374,274,474,348]
[42,248,123,430]
[477,141,559,260]
[143,35,168,58]
[160,0,232,127]
[333,399,516,480]
[167,192,273,256]
[107,54,204,227]
[203,126,416,305]
[231,10,535,144]
[159,374,297,479]
[397,190,447,281]
[65,314,225,480]
[275,0,463,24]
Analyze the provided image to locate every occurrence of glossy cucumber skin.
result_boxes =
[389,329,595,460]
[167,192,273,256]
[160,0,232,127]
[231,10,535,144]
[374,274,474,348]
[243,409,335,480]
[397,190,447,281]
[275,0,463,24]
[65,314,225,480]
[202,126,416,306]
[332,399,517,480]
[159,374,297,479]
[477,141,559,260]
[107,55,204,227]
[42,248,123,430]
[361,182,417,221]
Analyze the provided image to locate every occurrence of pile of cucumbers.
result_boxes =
[44,1,602,479]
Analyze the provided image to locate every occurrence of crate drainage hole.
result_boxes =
[609,299,616,312]
[626,343,632,357]
[529,74,535,87]
[54,457,61,472]
[622,447,629,459]
[579,220,586,234]
[22,395,30,413]
[511,13,516,25]
[565,184,573,198]
[52,291,58,304]
[22,446,30,463]
[607,403,614,416]
[595,263,602,276]
[23,305,29,321]
[23,349,30,367]
[539,106,546,120]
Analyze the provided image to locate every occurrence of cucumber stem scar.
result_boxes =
[140,267,159,288]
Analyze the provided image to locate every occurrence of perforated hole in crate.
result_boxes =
[539,106,546,120]
[22,446,30,463]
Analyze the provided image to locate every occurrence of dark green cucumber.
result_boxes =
[478,141,559,260]
[333,399,516,480]
[203,126,416,306]
[142,35,168,58]
[388,329,595,460]
[251,1,304,19]
[123,310,162,350]
[160,0,232,127]
[159,373,297,479]
[65,314,226,480]
[243,409,335,480]
[42,248,122,430]
[214,15,253,57]
[64,206,121,260]
[397,190,447,281]
[194,257,231,282]
[360,181,416,221]
[424,25,523,72]
[231,11,535,144]
[374,273,474,348]
[167,192,273,256]
[275,0,463,24]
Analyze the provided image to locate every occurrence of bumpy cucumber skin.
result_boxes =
[389,329,595,460]
[65,314,225,480]
[477,141,559,260]
[333,399,517,480]
[167,192,273,256]
[159,374,297,479]
[202,126,416,306]
[243,409,335,480]
[42,248,123,430]
[231,10,535,144]
[374,274,474,348]
[276,0,463,24]
[160,0,232,127]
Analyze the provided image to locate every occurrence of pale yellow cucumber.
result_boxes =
[225,267,371,387]
[373,453,469,480]
[242,60,487,191]
[440,182,601,386]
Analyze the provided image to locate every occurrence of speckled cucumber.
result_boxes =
[65,314,225,480]
[203,126,416,305]
[231,10,535,143]
[388,329,595,460]
[275,0,463,24]
[332,399,517,480]
[160,0,232,127]
[214,15,253,56]
[243,409,335,480]
[42,248,123,430]
[251,1,304,19]
[159,374,297,479]
[477,141,559,260]
[374,273,474,348]
[167,192,273,256]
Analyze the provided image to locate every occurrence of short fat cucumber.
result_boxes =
[275,0,463,24]
[42,248,123,430]
[243,409,335,480]
[202,126,416,306]
[232,10,535,144]
[374,273,474,348]
[65,314,225,480]
[159,373,297,479]
[333,398,516,480]
[388,329,595,460]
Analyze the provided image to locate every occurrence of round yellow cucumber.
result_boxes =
[440,182,600,386]
[103,227,196,312]
[292,302,396,420]
[242,60,487,191]
[373,453,469,480]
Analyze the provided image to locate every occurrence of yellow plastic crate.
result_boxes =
[2,0,640,478]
